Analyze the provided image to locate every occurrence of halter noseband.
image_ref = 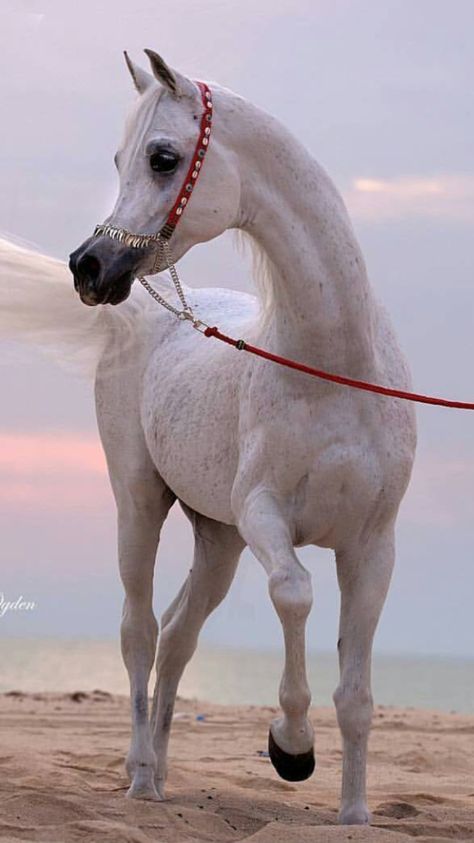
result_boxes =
[93,81,212,246]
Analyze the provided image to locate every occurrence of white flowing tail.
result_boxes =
[0,237,151,377]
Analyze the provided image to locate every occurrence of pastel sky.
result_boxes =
[0,0,473,656]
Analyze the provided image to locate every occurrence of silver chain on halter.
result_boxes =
[137,239,207,332]
[93,223,207,330]
[137,238,208,331]
[137,239,188,319]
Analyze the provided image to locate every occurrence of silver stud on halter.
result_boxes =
[92,82,213,331]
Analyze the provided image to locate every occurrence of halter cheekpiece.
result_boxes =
[92,81,213,328]
[94,81,212,245]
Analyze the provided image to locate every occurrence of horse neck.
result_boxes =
[224,95,376,374]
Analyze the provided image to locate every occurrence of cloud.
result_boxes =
[344,174,474,222]
[0,432,109,511]
[1,433,472,532]
[0,433,106,475]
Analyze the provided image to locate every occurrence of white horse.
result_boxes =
[1,51,416,825]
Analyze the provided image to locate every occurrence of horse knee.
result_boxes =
[121,603,158,638]
[121,601,158,663]
[269,566,313,623]
[333,683,373,741]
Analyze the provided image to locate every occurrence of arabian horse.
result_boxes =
[2,50,416,825]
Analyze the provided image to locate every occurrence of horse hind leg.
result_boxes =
[237,488,315,782]
[150,505,244,798]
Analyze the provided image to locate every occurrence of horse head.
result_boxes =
[69,50,241,306]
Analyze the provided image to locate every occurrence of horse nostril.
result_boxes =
[77,254,101,283]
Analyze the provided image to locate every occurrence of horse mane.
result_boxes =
[233,229,275,332]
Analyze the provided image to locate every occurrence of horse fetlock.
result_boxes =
[126,746,161,800]
[279,687,312,723]
[127,764,163,802]
[154,774,167,800]
[126,745,157,780]
[339,801,371,826]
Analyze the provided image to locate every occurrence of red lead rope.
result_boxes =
[203,326,474,410]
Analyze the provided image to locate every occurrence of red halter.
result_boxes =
[93,81,213,245]
[159,82,213,239]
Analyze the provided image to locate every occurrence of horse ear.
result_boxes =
[123,51,153,94]
[144,49,196,99]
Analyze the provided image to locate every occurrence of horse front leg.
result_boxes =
[116,472,175,801]
[236,488,315,781]
[334,524,395,825]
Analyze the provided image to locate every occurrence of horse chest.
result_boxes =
[234,357,414,546]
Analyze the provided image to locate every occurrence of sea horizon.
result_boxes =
[1,637,472,714]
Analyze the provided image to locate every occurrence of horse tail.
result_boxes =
[0,236,148,378]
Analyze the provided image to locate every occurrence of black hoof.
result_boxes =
[268,729,316,782]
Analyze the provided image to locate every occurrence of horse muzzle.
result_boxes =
[69,236,147,306]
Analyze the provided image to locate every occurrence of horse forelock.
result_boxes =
[120,85,165,167]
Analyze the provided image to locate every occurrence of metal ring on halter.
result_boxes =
[129,235,207,330]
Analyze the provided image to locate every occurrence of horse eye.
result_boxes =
[149,150,179,174]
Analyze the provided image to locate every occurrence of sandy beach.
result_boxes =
[0,692,473,842]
